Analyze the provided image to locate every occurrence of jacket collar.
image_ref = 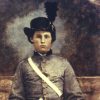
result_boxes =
[33,49,52,57]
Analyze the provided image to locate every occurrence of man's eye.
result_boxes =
[45,35,50,38]
[36,35,41,38]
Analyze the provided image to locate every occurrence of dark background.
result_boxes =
[0,0,100,76]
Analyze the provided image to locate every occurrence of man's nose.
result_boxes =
[41,37,45,43]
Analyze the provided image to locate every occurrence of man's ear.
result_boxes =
[30,37,34,43]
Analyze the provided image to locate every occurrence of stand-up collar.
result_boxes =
[33,49,52,57]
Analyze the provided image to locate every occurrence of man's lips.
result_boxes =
[40,45,46,48]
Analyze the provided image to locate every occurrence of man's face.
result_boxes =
[31,31,52,54]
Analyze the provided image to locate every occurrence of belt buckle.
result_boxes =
[39,97,43,100]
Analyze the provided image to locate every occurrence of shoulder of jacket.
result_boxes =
[51,54,69,62]
[52,54,72,68]
[18,55,31,66]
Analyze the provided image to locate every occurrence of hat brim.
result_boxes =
[24,27,34,37]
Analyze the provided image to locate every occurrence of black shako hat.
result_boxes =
[24,17,56,43]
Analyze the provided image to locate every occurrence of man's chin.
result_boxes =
[39,50,49,54]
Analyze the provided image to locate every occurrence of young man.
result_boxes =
[9,17,85,100]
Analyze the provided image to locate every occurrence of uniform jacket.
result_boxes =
[9,50,85,100]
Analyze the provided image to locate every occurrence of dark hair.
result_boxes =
[24,17,56,43]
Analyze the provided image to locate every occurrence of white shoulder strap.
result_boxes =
[28,57,62,97]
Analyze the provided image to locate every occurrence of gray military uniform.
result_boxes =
[9,51,84,100]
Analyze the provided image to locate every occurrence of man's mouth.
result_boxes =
[40,45,46,48]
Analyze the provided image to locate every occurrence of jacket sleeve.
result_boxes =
[9,62,25,100]
[63,61,85,100]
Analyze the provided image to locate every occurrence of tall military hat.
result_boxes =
[24,17,56,43]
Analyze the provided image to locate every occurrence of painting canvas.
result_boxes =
[0,0,99,99]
